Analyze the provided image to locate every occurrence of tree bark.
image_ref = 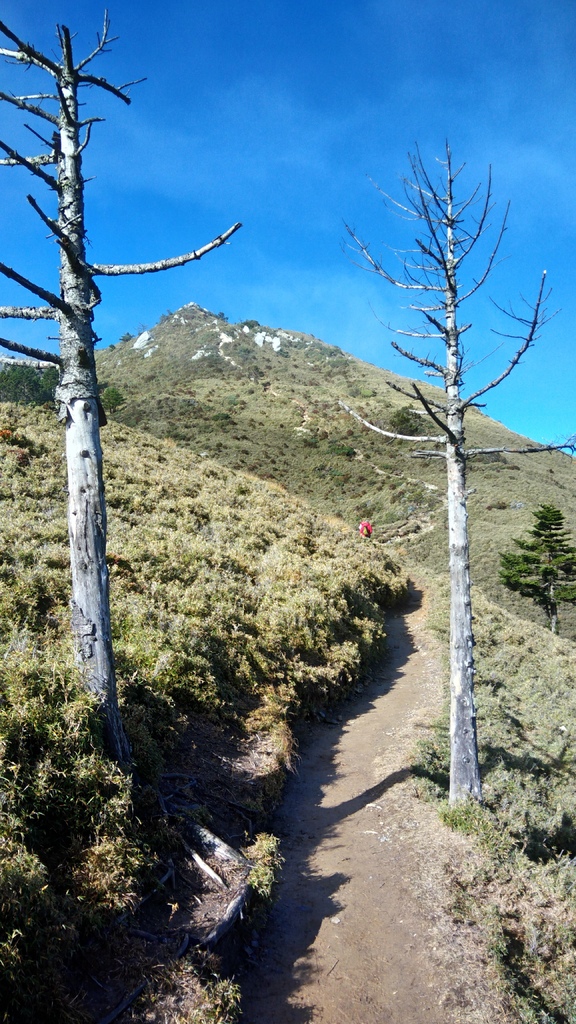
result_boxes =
[65,398,130,761]
[549,584,558,635]
[446,440,482,802]
[444,191,482,805]
[54,31,130,763]
[0,17,240,764]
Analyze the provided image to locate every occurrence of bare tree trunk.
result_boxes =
[65,398,130,761]
[0,15,240,764]
[55,32,131,763]
[446,440,482,802]
[344,144,564,805]
[549,584,558,635]
[444,211,482,804]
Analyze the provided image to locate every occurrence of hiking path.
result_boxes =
[240,585,507,1024]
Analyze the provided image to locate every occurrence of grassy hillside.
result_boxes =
[97,303,576,637]
[415,573,576,1023]
[96,304,576,1021]
[2,302,576,1021]
[0,403,405,1022]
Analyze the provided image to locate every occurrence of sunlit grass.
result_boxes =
[412,570,576,1022]
[0,401,405,1021]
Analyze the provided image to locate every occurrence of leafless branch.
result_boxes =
[26,193,59,233]
[411,183,446,273]
[0,21,60,75]
[410,449,448,459]
[76,10,117,70]
[24,122,55,148]
[411,384,456,443]
[15,93,58,101]
[0,260,69,314]
[344,226,438,291]
[386,378,448,412]
[452,170,494,264]
[452,180,482,219]
[0,335,62,365]
[460,340,504,376]
[463,271,551,407]
[0,153,55,167]
[0,89,59,125]
[380,146,509,320]
[457,203,509,303]
[392,326,443,340]
[76,71,133,105]
[338,399,445,442]
[116,77,147,92]
[59,24,75,74]
[467,441,576,457]
[391,339,446,375]
[415,235,444,268]
[0,304,58,320]
[88,277,102,310]
[409,147,450,231]
[420,309,448,335]
[412,301,446,313]
[369,177,420,220]
[76,123,93,155]
[0,139,58,188]
[90,222,243,276]
[25,194,85,275]
[79,116,106,127]
[385,380,421,402]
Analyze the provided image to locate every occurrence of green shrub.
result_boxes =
[388,406,423,436]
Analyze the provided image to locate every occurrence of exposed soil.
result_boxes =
[71,585,510,1023]
[70,722,281,1022]
[239,585,509,1024]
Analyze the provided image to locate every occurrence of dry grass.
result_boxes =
[97,306,576,633]
[3,300,576,1020]
[412,569,576,1024]
[0,401,405,1023]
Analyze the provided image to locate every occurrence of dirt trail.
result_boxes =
[240,586,506,1024]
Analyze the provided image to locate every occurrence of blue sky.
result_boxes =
[0,0,575,443]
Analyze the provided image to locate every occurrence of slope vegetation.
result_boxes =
[97,303,576,636]
[2,302,576,1022]
[0,402,405,1022]
[416,575,576,1023]
[97,304,576,1021]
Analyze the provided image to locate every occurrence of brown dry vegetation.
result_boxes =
[98,305,576,636]
[0,401,405,1022]
[411,570,576,1023]
[2,303,576,1022]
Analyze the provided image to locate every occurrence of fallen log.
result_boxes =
[97,982,147,1024]
[182,839,228,889]
[94,829,252,1022]
[204,882,252,950]
[188,823,252,868]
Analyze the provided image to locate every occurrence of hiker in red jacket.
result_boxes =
[359,520,373,538]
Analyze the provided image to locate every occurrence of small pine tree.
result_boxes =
[388,406,423,436]
[101,385,125,413]
[500,505,576,634]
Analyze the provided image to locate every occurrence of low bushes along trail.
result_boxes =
[240,586,508,1024]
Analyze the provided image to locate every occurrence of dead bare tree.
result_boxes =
[0,16,241,764]
[344,144,573,804]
